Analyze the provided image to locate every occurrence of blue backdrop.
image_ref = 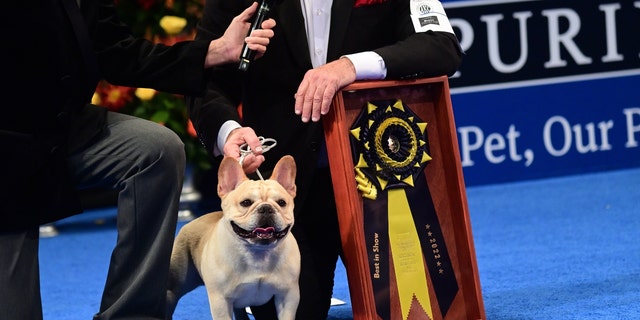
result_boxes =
[441,0,640,185]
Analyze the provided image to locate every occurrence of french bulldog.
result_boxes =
[166,155,300,320]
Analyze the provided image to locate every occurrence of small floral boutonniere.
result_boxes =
[353,0,388,8]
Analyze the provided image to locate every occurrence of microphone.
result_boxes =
[238,0,277,71]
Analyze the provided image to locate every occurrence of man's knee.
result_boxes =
[159,128,186,165]
[145,125,186,168]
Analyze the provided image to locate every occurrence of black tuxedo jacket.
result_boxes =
[188,0,463,217]
[2,0,210,230]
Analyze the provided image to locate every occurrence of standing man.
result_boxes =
[186,0,462,318]
[0,1,274,319]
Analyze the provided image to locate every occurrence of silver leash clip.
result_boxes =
[238,136,277,180]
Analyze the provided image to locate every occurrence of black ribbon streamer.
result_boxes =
[406,171,458,316]
[363,193,391,320]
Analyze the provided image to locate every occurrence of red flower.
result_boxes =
[353,0,387,8]
[137,0,158,10]
[187,119,197,138]
[94,81,135,112]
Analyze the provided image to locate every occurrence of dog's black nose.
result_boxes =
[257,204,275,215]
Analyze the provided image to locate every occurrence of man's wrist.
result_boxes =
[215,120,242,156]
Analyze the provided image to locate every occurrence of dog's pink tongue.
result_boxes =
[253,227,275,239]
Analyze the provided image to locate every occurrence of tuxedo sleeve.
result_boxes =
[184,0,247,156]
[88,0,210,96]
[185,68,243,156]
[373,0,463,79]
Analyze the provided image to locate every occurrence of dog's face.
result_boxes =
[217,155,297,247]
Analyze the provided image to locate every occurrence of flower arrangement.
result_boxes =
[92,0,211,171]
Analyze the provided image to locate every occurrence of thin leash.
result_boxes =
[238,136,277,180]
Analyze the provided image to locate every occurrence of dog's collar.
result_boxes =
[231,221,290,240]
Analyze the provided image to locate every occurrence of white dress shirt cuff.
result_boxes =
[343,51,387,80]
[214,120,242,156]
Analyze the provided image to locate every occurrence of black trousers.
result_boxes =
[0,112,185,320]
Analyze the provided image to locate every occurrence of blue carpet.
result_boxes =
[38,167,640,319]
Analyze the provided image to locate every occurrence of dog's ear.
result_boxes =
[217,156,248,198]
[270,155,297,197]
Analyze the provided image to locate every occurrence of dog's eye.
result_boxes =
[276,199,287,207]
[240,199,253,207]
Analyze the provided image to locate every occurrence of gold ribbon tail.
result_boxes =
[388,189,433,319]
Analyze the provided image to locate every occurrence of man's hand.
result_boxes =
[223,127,265,174]
[205,2,276,68]
[293,57,357,123]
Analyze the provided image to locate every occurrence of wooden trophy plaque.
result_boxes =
[323,76,485,320]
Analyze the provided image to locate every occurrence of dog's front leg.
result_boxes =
[207,292,234,320]
[274,288,300,320]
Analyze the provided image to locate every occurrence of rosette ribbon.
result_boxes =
[350,100,458,319]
